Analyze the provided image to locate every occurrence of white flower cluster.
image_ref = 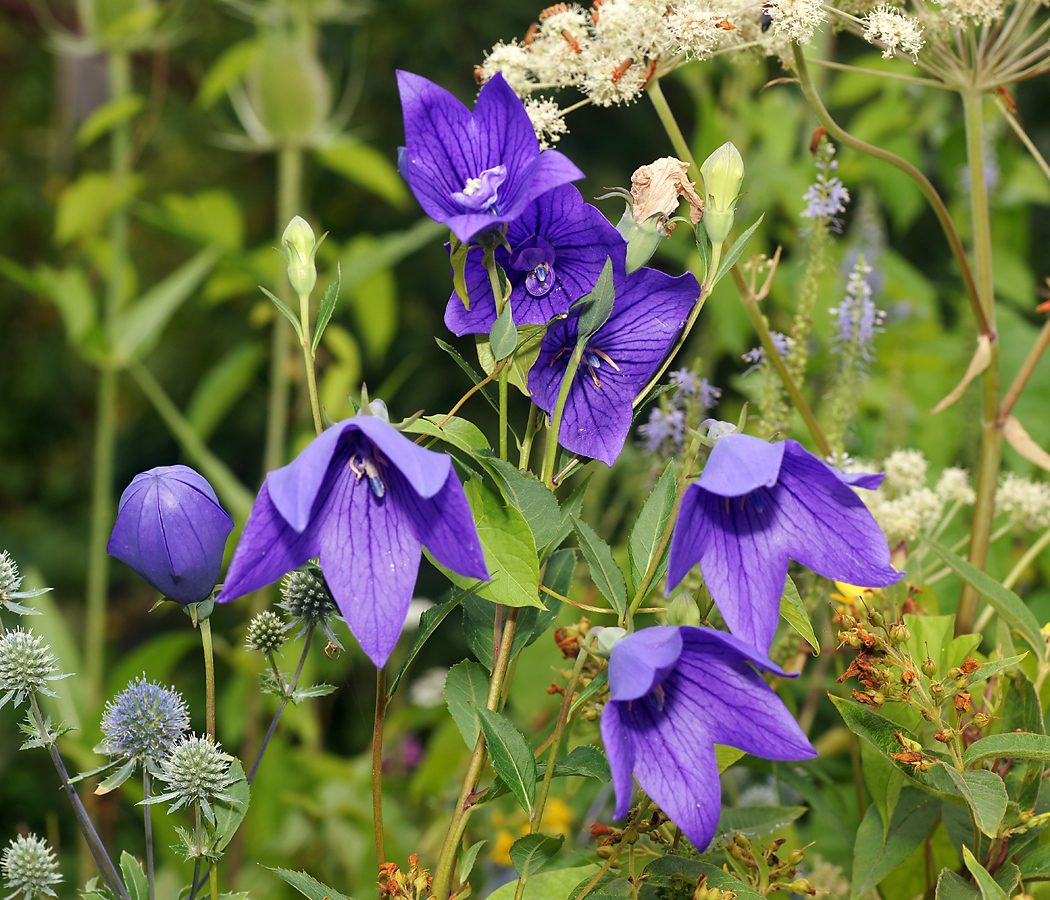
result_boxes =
[930,0,1006,28]
[996,472,1050,530]
[863,4,925,60]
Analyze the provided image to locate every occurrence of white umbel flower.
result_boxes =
[863,5,925,60]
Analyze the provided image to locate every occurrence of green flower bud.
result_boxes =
[282,215,319,297]
[0,629,64,708]
[972,712,991,728]
[921,657,937,676]
[2,834,62,900]
[699,142,744,245]
[615,206,667,274]
[590,626,627,656]
[248,32,332,147]
[245,611,286,654]
[866,609,884,627]
[666,592,701,628]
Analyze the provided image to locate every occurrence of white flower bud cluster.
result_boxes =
[930,0,1005,27]
[996,473,1050,530]
[524,97,570,149]
[863,4,925,60]
[935,466,976,505]
[882,448,929,495]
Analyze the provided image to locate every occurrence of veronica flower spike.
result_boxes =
[397,71,584,244]
[529,265,700,466]
[601,626,817,852]
[667,433,901,653]
[217,414,489,667]
[445,184,626,335]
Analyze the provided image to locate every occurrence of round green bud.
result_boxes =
[245,610,287,654]
[666,592,701,628]
[699,142,744,245]
[248,32,331,147]
[282,215,319,297]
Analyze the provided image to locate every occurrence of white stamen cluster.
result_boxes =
[931,0,1005,27]
[765,0,827,44]
[996,473,1050,530]
[524,97,570,149]
[863,4,925,59]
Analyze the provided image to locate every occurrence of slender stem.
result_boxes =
[646,77,698,176]
[1004,526,1050,590]
[432,610,520,900]
[999,315,1050,420]
[541,345,585,488]
[997,97,1050,186]
[187,859,202,900]
[209,861,218,900]
[372,666,387,867]
[806,56,952,89]
[296,289,324,436]
[30,696,130,900]
[263,146,304,475]
[143,769,155,900]
[957,90,1003,636]
[500,368,510,462]
[574,798,653,900]
[431,361,506,431]
[519,404,542,471]
[732,266,832,458]
[200,618,216,740]
[791,45,989,338]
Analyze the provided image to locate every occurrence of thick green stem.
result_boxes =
[646,77,698,176]
[519,404,542,472]
[957,90,1002,636]
[372,667,386,867]
[200,617,216,740]
[263,147,304,474]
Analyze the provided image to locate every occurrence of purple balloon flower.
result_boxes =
[666,433,900,653]
[601,626,816,851]
[397,71,584,244]
[108,465,234,605]
[216,416,489,667]
[529,266,699,466]
[444,184,627,336]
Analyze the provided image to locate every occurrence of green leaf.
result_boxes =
[713,213,765,285]
[779,575,819,655]
[462,594,542,672]
[120,853,148,900]
[1017,844,1050,879]
[920,535,1046,660]
[851,792,940,899]
[575,257,616,342]
[488,866,598,900]
[55,172,142,244]
[963,731,1050,767]
[259,286,304,341]
[450,240,471,309]
[77,95,145,149]
[546,745,610,781]
[438,479,542,609]
[476,323,546,397]
[965,654,1026,689]
[266,868,354,900]
[628,461,676,596]
[312,266,341,353]
[484,458,561,549]
[388,590,468,697]
[460,840,487,884]
[643,856,763,900]
[95,758,137,794]
[942,767,1007,837]
[476,707,537,815]
[186,342,266,442]
[490,297,518,362]
[543,474,590,559]
[314,137,409,208]
[962,846,1008,900]
[445,660,489,749]
[716,745,745,773]
[715,805,807,842]
[212,759,250,852]
[528,549,573,647]
[435,338,499,413]
[572,516,627,620]
[405,415,491,457]
[160,190,245,251]
[510,833,565,880]
[936,869,978,900]
[196,39,258,109]
[112,248,221,364]
[861,739,904,842]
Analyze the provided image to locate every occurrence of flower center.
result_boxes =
[452,165,508,213]
[582,346,620,389]
[509,235,557,298]
[349,449,387,499]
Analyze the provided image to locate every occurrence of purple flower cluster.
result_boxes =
[638,367,721,456]
[800,156,850,231]
[832,256,885,363]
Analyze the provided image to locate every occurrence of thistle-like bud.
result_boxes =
[154,735,236,817]
[100,676,190,763]
[666,592,701,628]
[699,142,744,245]
[0,551,22,598]
[245,611,286,654]
[279,566,343,649]
[2,835,62,900]
[0,629,64,708]
[281,215,319,297]
[921,657,937,676]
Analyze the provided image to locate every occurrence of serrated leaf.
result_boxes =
[942,766,1007,837]
[266,868,354,900]
[476,707,537,815]
[510,834,565,880]
[921,535,1045,660]
[294,683,336,699]
[780,575,819,654]
[485,458,561,549]
[490,297,518,361]
[962,846,1008,900]
[850,791,940,899]
[476,323,545,397]
[963,731,1050,767]
[572,517,627,620]
[716,805,807,842]
[388,590,468,697]
[260,286,305,341]
[120,852,147,900]
[628,461,676,596]
[312,267,341,352]
[713,213,765,285]
[445,661,490,749]
[95,758,137,794]
[212,759,249,852]
[575,257,616,342]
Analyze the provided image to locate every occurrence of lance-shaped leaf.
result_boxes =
[476,707,537,815]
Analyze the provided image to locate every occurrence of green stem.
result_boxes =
[573,798,653,900]
[200,617,216,740]
[143,769,155,900]
[372,666,386,867]
[297,290,324,436]
[541,346,585,488]
[432,609,520,900]
[519,404,542,471]
[957,89,1002,636]
[500,368,510,462]
[1004,526,1050,590]
[209,857,219,900]
[999,314,1050,421]
[645,77,698,176]
[263,146,304,475]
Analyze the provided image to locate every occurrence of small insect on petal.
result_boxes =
[524,21,540,48]
[562,29,581,52]
[648,683,666,710]
[715,19,735,30]
[611,58,634,82]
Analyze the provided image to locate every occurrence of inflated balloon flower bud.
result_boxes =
[699,142,744,245]
[248,31,332,148]
[666,592,701,627]
[282,215,322,297]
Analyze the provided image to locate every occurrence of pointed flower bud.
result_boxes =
[108,466,233,606]
[282,215,319,297]
[666,592,701,627]
[700,142,744,245]
[2,835,62,900]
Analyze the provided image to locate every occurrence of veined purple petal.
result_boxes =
[472,73,540,181]
[599,700,636,819]
[497,150,585,223]
[351,416,452,499]
[839,470,885,490]
[267,420,350,532]
[608,627,683,701]
[697,434,785,497]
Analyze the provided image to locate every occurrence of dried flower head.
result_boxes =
[2,835,62,900]
[100,676,190,763]
[630,157,704,225]
[0,630,64,709]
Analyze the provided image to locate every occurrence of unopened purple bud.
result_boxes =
[108,466,233,605]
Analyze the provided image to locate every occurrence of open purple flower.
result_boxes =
[397,71,583,244]
[445,185,626,336]
[601,626,816,851]
[216,416,489,667]
[529,266,699,466]
[108,466,234,605]
[666,434,900,653]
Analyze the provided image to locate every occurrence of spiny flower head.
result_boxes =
[153,735,238,823]
[0,552,22,598]
[0,630,64,709]
[2,835,62,900]
[245,611,286,654]
[279,565,344,650]
[100,676,190,763]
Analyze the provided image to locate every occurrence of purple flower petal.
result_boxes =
[599,700,636,819]
[267,421,350,532]
[608,627,683,701]
[351,416,452,499]
[697,433,785,497]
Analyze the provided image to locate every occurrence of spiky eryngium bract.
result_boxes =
[2,834,62,900]
[100,676,190,763]
[0,551,21,597]
[245,610,286,654]
[152,735,238,824]
[0,630,63,708]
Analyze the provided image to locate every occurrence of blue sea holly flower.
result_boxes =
[216,416,489,667]
[444,185,626,336]
[397,71,584,244]
[529,266,699,466]
[108,466,234,605]
[666,434,899,653]
[601,626,816,852]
